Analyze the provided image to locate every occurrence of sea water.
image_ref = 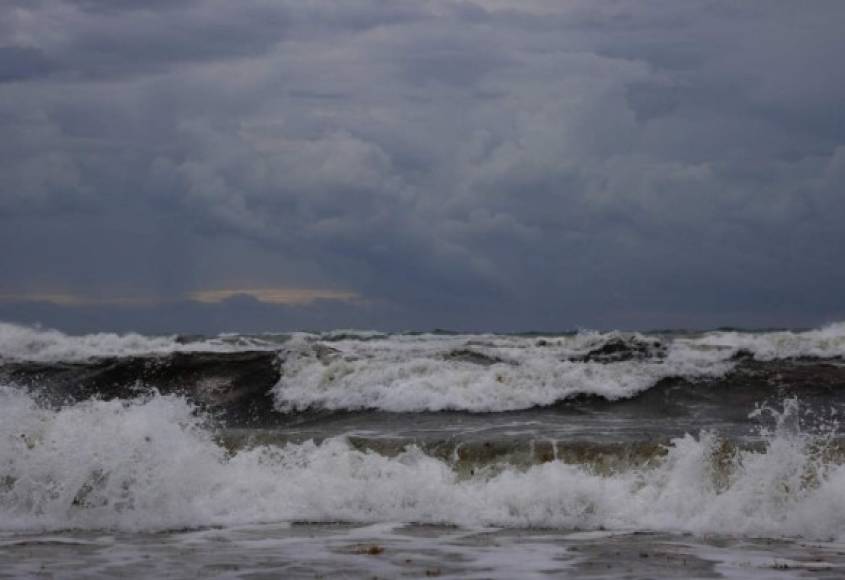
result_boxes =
[1,322,845,578]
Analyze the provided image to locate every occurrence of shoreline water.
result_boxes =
[2,524,844,579]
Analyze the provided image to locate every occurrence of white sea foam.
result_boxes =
[271,332,730,412]
[270,324,845,412]
[0,322,268,362]
[1,388,843,539]
[681,322,845,361]
[3,321,844,365]
[3,321,845,412]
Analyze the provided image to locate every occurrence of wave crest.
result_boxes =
[2,388,844,539]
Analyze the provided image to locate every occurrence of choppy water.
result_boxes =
[2,321,845,578]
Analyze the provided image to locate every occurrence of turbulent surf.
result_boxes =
[2,320,845,575]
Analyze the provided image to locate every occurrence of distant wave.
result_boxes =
[270,333,727,412]
[269,325,845,413]
[0,322,253,363]
[1,321,844,414]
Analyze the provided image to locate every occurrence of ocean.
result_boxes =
[1,321,845,578]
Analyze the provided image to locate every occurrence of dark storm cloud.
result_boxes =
[0,46,56,83]
[1,0,844,332]
[28,1,291,78]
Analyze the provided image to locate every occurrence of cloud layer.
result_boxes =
[1,1,844,332]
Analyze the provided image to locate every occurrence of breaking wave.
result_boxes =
[2,387,844,539]
[0,322,262,363]
[270,324,845,413]
[271,336,729,412]
[3,321,844,364]
[2,321,845,414]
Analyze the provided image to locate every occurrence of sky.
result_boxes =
[1,0,844,334]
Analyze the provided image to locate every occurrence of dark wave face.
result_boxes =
[1,322,845,538]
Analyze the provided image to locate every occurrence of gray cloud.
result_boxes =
[1,0,844,332]
[0,46,56,83]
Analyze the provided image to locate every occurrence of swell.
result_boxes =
[0,351,282,425]
[3,352,845,423]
